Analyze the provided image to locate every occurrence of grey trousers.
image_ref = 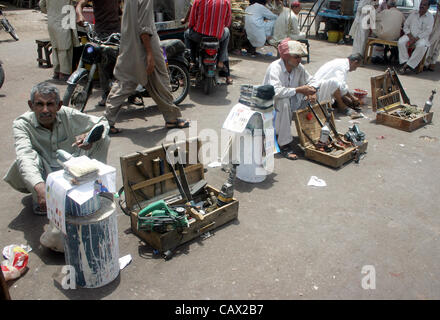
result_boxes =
[53,47,73,75]
[105,76,182,126]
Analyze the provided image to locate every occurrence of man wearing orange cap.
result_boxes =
[271,1,306,44]
[263,38,316,160]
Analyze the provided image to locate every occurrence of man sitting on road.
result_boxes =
[263,38,316,160]
[397,0,434,75]
[3,82,110,215]
[308,54,363,117]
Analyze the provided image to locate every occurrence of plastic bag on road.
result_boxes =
[1,244,31,281]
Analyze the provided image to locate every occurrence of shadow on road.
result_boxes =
[7,195,65,266]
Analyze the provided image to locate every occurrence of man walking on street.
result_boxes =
[76,0,139,106]
[105,0,190,134]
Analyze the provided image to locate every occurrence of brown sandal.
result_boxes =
[165,119,190,129]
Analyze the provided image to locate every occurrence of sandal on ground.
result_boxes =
[98,98,106,107]
[398,66,410,75]
[340,108,359,118]
[127,95,144,106]
[280,146,298,160]
[165,119,190,129]
[226,77,233,85]
[109,125,122,134]
[351,105,362,112]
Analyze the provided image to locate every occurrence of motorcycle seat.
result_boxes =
[160,39,186,58]
[200,37,219,50]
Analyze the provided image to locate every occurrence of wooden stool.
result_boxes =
[36,39,53,68]
[363,38,398,65]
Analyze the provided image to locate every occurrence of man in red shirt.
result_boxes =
[185,0,232,72]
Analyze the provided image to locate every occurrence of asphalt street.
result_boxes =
[0,5,439,300]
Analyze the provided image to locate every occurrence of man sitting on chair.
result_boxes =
[397,0,434,75]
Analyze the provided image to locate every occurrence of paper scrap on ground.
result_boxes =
[119,254,132,270]
[307,176,327,187]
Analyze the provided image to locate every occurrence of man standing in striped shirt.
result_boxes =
[185,0,232,71]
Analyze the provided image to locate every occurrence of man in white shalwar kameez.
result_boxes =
[263,39,315,160]
[271,1,306,44]
[425,1,440,71]
[245,0,279,48]
[349,0,375,56]
[104,0,189,133]
[308,54,363,116]
[398,0,434,74]
[374,0,405,41]
[39,0,80,81]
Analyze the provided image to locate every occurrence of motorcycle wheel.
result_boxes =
[62,75,92,112]
[203,77,215,95]
[168,61,189,105]
[1,18,19,41]
[0,65,4,89]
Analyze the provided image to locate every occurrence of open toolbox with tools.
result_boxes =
[294,101,368,168]
[119,137,239,260]
[370,68,434,132]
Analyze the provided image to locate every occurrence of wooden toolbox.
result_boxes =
[370,71,433,132]
[294,102,368,168]
[119,138,239,258]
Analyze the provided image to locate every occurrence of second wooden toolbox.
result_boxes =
[119,138,239,259]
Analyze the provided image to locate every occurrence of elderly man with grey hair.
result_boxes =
[308,54,363,117]
[3,82,110,215]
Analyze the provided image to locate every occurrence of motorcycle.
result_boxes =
[0,60,4,89]
[64,23,190,112]
[188,36,220,95]
[0,5,19,41]
[63,22,120,112]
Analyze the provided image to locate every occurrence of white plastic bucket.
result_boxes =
[236,129,267,183]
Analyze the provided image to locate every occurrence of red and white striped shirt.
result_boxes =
[188,0,232,39]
